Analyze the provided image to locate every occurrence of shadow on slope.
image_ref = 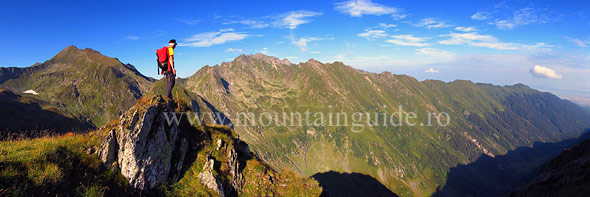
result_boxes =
[510,134,590,196]
[312,171,398,197]
[0,89,94,138]
[434,129,590,197]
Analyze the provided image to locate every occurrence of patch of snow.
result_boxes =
[23,89,38,95]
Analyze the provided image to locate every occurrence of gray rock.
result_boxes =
[99,128,118,167]
[198,158,225,196]
[98,95,250,195]
[98,96,191,190]
[227,145,244,193]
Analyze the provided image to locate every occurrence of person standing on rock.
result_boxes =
[157,39,177,99]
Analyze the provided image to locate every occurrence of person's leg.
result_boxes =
[166,72,173,99]
[171,73,176,96]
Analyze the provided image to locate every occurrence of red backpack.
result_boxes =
[156,47,170,75]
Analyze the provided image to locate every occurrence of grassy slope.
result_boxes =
[181,54,590,196]
[0,97,322,196]
[0,132,130,196]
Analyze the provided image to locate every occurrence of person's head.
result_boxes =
[169,39,177,48]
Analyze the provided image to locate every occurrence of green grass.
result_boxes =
[0,132,130,196]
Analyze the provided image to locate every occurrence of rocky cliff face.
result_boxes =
[99,95,188,190]
[97,95,322,195]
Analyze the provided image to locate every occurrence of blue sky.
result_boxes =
[1,0,590,105]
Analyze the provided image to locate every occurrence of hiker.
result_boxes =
[157,39,177,99]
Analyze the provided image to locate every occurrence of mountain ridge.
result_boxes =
[179,52,590,195]
[0,45,154,127]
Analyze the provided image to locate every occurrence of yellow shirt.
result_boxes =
[168,47,174,56]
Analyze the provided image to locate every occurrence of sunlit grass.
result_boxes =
[0,131,130,196]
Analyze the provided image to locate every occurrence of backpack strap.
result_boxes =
[156,53,160,75]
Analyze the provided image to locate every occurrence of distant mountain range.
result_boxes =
[1,46,589,196]
[182,53,590,195]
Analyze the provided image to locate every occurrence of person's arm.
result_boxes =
[169,55,176,75]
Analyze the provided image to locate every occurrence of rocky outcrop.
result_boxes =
[99,96,190,190]
[97,95,322,196]
[97,95,254,194]
[198,158,225,196]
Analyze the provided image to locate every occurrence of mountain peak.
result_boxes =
[234,53,293,66]
[51,45,121,67]
[54,45,83,58]
[305,58,322,64]
[63,45,81,51]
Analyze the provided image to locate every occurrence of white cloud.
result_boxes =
[177,18,201,25]
[357,23,398,40]
[273,10,322,29]
[455,26,477,32]
[386,35,429,47]
[292,37,321,51]
[357,30,388,40]
[225,48,243,53]
[415,18,451,29]
[378,23,397,29]
[241,19,269,28]
[225,19,269,29]
[180,29,249,47]
[392,35,426,42]
[491,8,549,30]
[392,13,407,20]
[439,32,552,51]
[567,37,589,48]
[385,40,427,47]
[415,48,454,60]
[335,0,398,17]
[425,68,439,73]
[439,32,496,45]
[471,11,491,20]
[126,35,139,40]
[530,65,563,79]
